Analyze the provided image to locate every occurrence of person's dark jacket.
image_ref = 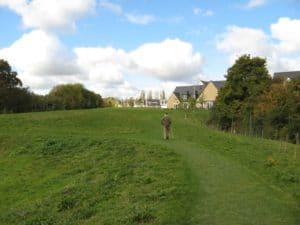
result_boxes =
[161,115,171,128]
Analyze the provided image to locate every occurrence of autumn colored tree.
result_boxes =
[254,78,300,142]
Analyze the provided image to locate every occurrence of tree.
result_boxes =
[103,97,119,107]
[127,97,134,107]
[136,90,145,105]
[287,78,300,142]
[160,90,166,100]
[211,55,271,132]
[188,96,196,111]
[253,78,300,142]
[0,59,33,113]
[31,94,47,112]
[4,88,32,113]
[0,59,22,89]
[47,83,102,110]
[197,94,204,108]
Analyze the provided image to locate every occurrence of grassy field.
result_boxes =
[0,108,299,225]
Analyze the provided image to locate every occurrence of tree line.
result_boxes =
[0,59,103,113]
[210,55,300,143]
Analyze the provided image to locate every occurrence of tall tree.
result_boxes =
[211,55,271,131]
[160,90,166,100]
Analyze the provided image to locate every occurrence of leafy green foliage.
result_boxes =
[0,59,33,113]
[211,54,299,143]
[103,97,119,107]
[0,59,103,113]
[254,78,300,142]
[0,59,22,88]
[211,54,271,131]
[188,96,196,110]
[47,83,103,110]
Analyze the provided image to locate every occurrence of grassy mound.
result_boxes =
[0,136,193,225]
[0,108,299,225]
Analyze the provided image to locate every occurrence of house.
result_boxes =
[273,71,300,81]
[167,85,205,109]
[160,99,167,108]
[145,99,161,108]
[167,81,225,109]
[134,90,167,108]
[198,81,225,109]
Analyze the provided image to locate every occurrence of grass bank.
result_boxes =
[0,108,299,224]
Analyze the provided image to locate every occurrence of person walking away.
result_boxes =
[161,112,172,140]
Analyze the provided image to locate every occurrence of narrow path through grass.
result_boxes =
[0,108,299,225]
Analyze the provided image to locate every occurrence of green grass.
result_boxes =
[0,108,299,225]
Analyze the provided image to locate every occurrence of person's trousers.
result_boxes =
[163,126,170,139]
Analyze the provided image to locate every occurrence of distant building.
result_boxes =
[146,99,161,108]
[167,85,204,109]
[273,71,300,82]
[134,89,167,108]
[160,99,167,108]
[167,81,225,109]
[199,81,225,109]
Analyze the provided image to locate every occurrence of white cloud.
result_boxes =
[130,39,204,81]
[0,32,204,96]
[99,0,156,25]
[89,81,138,98]
[74,46,130,88]
[216,17,300,73]
[193,7,214,16]
[0,30,80,76]
[217,26,273,62]
[99,0,122,14]
[193,8,202,15]
[125,13,156,25]
[0,0,96,31]
[0,30,84,93]
[204,10,214,16]
[245,0,266,9]
[271,17,300,54]
[0,0,204,98]
[75,38,204,84]
[74,39,204,96]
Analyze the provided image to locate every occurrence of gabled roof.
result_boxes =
[170,80,226,101]
[173,85,205,98]
[211,80,226,90]
[273,71,300,80]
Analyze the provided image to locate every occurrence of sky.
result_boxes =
[0,0,299,98]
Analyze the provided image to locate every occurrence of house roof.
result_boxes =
[211,80,226,90]
[173,85,205,98]
[273,71,300,80]
[171,80,226,101]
